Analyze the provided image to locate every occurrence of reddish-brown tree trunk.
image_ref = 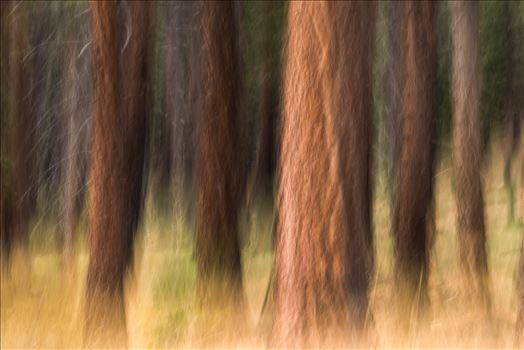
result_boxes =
[450,0,491,314]
[196,1,245,342]
[85,1,151,346]
[195,0,245,329]
[271,2,375,346]
[393,0,437,321]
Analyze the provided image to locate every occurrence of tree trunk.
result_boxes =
[502,1,524,227]
[85,1,151,346]
[196,1,245,340]
[271,2,375,346]
[166,1,200,220]
[195,1,246,338]
[1,1,36,277]
[0,1,10,276]
[251,1,280,200]
[30,4,65,217]
[150,3,172,207]
[449,0,491,313]
[58,3,92,268]
[252,63,278,199]
[393,0,437,322]
[383,1,402,203]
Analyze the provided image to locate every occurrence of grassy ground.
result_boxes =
[1,141,522,348]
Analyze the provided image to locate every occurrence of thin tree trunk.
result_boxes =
[252,63,277,198]
[195,1,246,338]
[384,1,401,204]
[151,4,172,207]
[60,49,85,268]
[393,0,437,323]
[166,1,200,223]
[251,1,279,200]
[31,4,64,215]
[85,1,151,346]
[271,2,375,346]
[58,4,92,268]
[450,0,491,313]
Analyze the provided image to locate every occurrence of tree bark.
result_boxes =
[393,0,437,321]
[0,1,10,276]
[449,0,491,313]
[195,1,246,334]
[252,63,278,198]
[58,3,92,268]
[271,2,375,346]
[166,1,200,218]
[85,1,151,346]
[383,1,402,203]
[251,1,280,199]
[1,1,36,276]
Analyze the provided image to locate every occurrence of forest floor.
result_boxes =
[1,138,523,348]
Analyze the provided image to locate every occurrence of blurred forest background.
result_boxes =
[1,0,523,348]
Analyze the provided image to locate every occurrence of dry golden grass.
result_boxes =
[1,139,522,348]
